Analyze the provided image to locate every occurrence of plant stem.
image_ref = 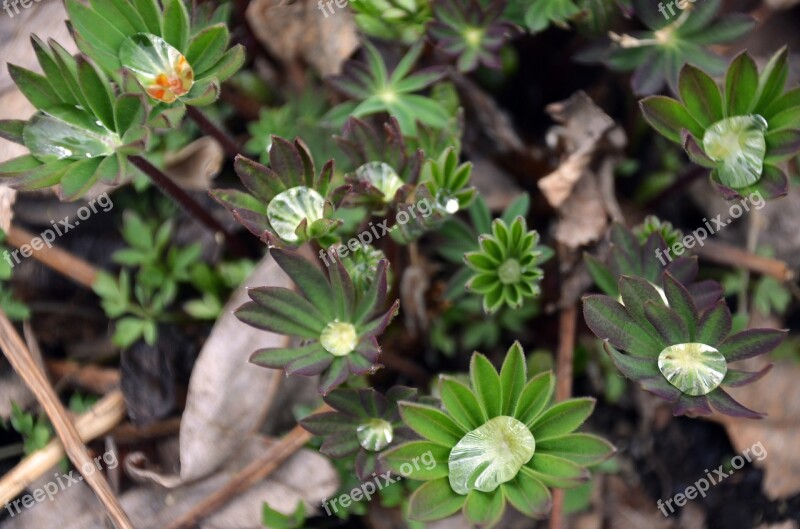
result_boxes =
[128,155,250,257]
[185,106,242,160]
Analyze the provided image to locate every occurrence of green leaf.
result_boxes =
[500,342,527,416]
[440,376,486,431]
[514,371,554,426]
[77,57,116,130]
[235,299,322,339]
[753,47,789,114]
[89,0,146,35]
[203,44,245,83]
[463,489,505,526]
[529,397,595,441]
[0,120,25,145]
[30,36,72,105]
[725,52,758,116]
[640,96,704,143]
[162,0,191,51]
[582,295,662,356]
[186,24,229,75]
[114,94,146,133]
[525,455,590,488]
[270,249,335,320]
[380,441,450,480]
[583,253,617,297]
[663,273,698,338]
[407,478,467,522]
[502,471,551,518]
[181,80,220,106]
[686,14,755,46]
[537,433,615,465]
[65,0,125,70]
[113,316,146,348]
[719,328,786,361]
[399,402,465,447]
[679,64,722,128]
[644,301,688,344]
[470,353,502,418]
[50,40,92,110]
[58,157,103,201]
[132,0,162,34]
[8,64,60,110]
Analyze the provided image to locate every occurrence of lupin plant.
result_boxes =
[64,0,244,107]
[380,343,615,526]
[325,41,449,136]
[428,0,517,72]
[300,386,420,479]
[587,0,755,95]
[584,223,722,310]
[235,248,399,395]
[641,49,800,199]
[465,216,550,314]
[583,273,786,417]
[211,138,350,246]
[0,38,150,199]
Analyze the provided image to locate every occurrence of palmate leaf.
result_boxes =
[326,41,448,136]
[640,48,800,199]
[590,0,754,95]
[66,0,243,106]
[0,38,148,200]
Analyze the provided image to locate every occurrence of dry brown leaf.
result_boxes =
[164,137,224,191]
[4,437,338,529]
[126,254,289,486]
[246,0,359,77]
[708,358,800,500]
[538,92,626,249]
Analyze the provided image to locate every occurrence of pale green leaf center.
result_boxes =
[498,258,521,285]
[320,320,358,357]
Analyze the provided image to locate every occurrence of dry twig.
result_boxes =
[0,312,133,529]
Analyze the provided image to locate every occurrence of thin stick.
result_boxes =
[0,390,126,505]
[693,239,794,282]
[129,155,252,257]
[550,243,579,529]
[185,106,242,160]
[46,360,121,394]
[162,405,329,529]
[0,312,133,529]
[5,224,97,288]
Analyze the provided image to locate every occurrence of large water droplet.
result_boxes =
[658,342,727,396]
[448,415,535,495]
[266,186,325,242]
[119,33,194,103]
[357,418,393,451]
[703,115,768,189]
[355,162,404,202]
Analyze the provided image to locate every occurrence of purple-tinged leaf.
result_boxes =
[683,131,715,168]
[640,96,704,143]
[582,295,662,356]
[663,273,699,339]
[687,279,724,311]
[723,364,772,387]
[320,430,361,457]
[319,357,350,395]
[640,375,682,402]
[673,394,713,417]
[679,64,723,128]
[696,300,732,346]
[764,129,800,164]
[604,343,660,380]
[719,328,787,361]
[706,387,765,418]
[644,301,687,344]
[300,411,358,434]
